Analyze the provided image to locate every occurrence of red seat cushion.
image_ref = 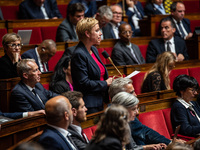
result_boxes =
[138,45,148,60]
[0,28,7,47]
[169,69,189,89]
[139,110,171,139]
[188,67,200,84]
[57,4,68,18]
[1,6,19,20]
[83,125,97,140]
[13,27,43,44]
[162,108,173,136]
[41,26,58,41]
[183,1,200,13]
[190,20,200,33]
[131,72,146,95]
[98,48,106,65]
[104,47,113,64]
[42,83,49,90]
[48,51,64,71]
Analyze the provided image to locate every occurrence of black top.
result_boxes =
[141,71,167,93]
[49,79,71,94]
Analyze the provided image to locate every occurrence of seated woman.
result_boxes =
[171,74,200,137]
[85,104,130,150]
[141,51,176,93]
[145,0,167,16]
[49,55,72,94]
[0,33,22,79]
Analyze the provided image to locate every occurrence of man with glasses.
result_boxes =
[21,39,56,72]
[0,33,23,79]
[103,4,125,39]
[111,23,145,66]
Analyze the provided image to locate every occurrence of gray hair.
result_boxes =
[109,78,133,99]
[112,92,139,108]
[17,59,36,78]
[97,5,113,20]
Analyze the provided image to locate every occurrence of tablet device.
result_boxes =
[17,30,32,45]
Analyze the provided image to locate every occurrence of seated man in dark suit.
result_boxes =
[39,95,78,150]
[102,4,125,39]
[146,17,189,63]
[21,39,56,73]
[118,0,146,36]
[18,0,62,19]
[56,3,85,42]
[62,91,89,150]
[145,0,167,16]
[170,1,193,39]
[10,59,58,112]
[111,23,145,66]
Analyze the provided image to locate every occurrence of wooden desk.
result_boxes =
[0,20,6,29]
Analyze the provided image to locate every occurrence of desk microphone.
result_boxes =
[102,51,123,77]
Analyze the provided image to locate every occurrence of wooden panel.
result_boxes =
[0,20,6,29]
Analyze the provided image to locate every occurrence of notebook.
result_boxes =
[17,30,32,45]
[0,116,14,124]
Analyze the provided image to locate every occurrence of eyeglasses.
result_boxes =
[7,43,23,49]
[121,31,133,35]
[188,88,198,93]
[113,12,123,15]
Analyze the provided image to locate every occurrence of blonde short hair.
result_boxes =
[76,17,99,40]
[2,33,21,47]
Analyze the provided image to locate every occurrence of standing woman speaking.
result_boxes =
[71,17,113,114]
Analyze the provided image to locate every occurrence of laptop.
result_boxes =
[17,30,32,45]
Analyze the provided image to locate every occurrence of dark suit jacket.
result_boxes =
[0,7,4,20]
[68,125,88,150]
[10,81,58,112]
[0,111,23,119]
[56,19,78,42]
[0,54,18,79]
[146,36,189,63]
[85,136,122,150]
[18,0,62,19]
[21,48,49,72]
[144,3,163,16]
[130,118,171,145]
[71,42,109,108]
[39,126,74,150]
[111,40,145,66]
[64,45,77,57]
[68,0,97,17]
[171,100,200,137]
[49,79,71,94]
[102,21,126,39]
[119,1,145,36]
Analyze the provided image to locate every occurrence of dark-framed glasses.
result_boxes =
[7,43,23,49]
[121,31,133,35]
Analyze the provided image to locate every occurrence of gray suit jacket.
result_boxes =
[56,18,78,42]
[111,40,145,66]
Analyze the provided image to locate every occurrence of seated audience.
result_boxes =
[118,0,146,36]
[166,142,192,150]
[95,5,113,40]
[111,23,145,66]
[49,55,72,94]
[67,0,97,17]
[56,3,85,42]
[169,1,193,39]
[21,39,56,73]
[18,0,62,19]
[62,91,88,150]
[112,92,168,149]
[145,0,167,15]
[171,74,200,137]
[0,33,22,79]
[0,109,44,119]
[141,51,176,93]
[85,104,131,150]
[71,18,113,114]
[102,4,125,39]
[39,95,78,150]
[109,78,172,147]
[146,17,189,63]
[10,59,58,112]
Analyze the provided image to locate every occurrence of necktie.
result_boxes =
[128,47,140,64]
[164,0,173,14]
[177,21,186,38]
[134,7,142,19]
[32,89,45,107]
[67,135,77,150]
[81,130,88,143]
[42,63,47,72]
[167,41,171,52]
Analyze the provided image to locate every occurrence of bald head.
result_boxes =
[45,96,72,128]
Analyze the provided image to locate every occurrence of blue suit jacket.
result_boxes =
[10,81,58,112]
[21,48,49,72]
[68,0,97,17]
[171,100,200,137]
[146,36,189,63]
[144,3,164,15]
[19,0,62,19]
[0,111,23,119]
[39,126,74,150]
[130,118,171,145]
[71,42,109,108]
